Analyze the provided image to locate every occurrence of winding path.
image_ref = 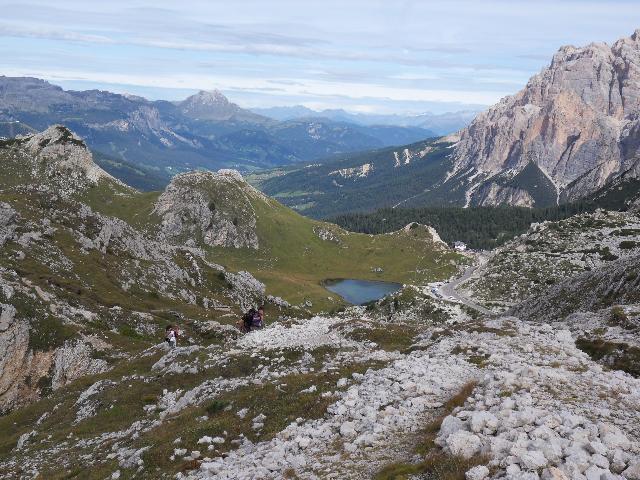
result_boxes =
[436,255,492,315]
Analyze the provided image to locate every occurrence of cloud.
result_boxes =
[517,53,554,61]
[390,73,441,81]
[0,23,115,44]
[2,0,640,114]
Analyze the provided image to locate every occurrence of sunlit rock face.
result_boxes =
[451,30,640,206]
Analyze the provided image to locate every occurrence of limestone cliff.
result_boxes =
[451,30,640,206]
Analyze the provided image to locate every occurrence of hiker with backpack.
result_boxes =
[238,305,265,333]
[165,324,179,348]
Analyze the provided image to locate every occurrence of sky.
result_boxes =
[1,1,639,115]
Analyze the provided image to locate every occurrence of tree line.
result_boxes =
[329,202,600,250]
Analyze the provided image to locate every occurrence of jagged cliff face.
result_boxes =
[154,170,264,249]
[451,30,640,207]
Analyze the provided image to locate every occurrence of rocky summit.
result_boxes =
[154,170,263,249]
[451,30,640,208]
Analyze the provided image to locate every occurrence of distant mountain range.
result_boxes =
[251,105,480,136]
[0,77,438,187]
[254,29,640,216]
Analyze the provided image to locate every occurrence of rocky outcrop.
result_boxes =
[451,30,640,206]
[225,270,266,311]
[0,297,109,413]
[0,299,106,412]
[474,183,535,207]
[462,210,640,311]
[5,125,126,197]
[50,342,109,391]
[24,125,119,187]
[0,304,33,412]
[0,202,18,246]
[400,222,449,249]
[511,253,640,323]
[154,170,263,249]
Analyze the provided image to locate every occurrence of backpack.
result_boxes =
[243,309,256,330]
[251,311,263,329]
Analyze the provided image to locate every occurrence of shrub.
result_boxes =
[576,338,640,377]
[599,247,619,261]
[610,306,628,325]
[205,400,230,415]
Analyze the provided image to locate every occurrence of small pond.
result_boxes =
[323,278,402,305]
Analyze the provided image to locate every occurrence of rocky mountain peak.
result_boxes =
[153,169,263,249]
[24,124,85,149]
[449,30,640,208]
[193,89,230,105]
[177,89,270,124]
[4,125,125,196]
[178,89,240,121]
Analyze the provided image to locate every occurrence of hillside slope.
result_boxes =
[511,253,640,323]
[252,138,466,218]
[458,209,640,311]
[0,127,639,480]
[0,126,277,414]
[148,167,462,310]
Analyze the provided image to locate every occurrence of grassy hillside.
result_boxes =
[209,195,463,310]
[76,155,463,312]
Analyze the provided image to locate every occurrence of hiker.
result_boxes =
[165,324,178,348]
[238,306,265,333]
[252,306,265,330]
[239,308,256,333]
